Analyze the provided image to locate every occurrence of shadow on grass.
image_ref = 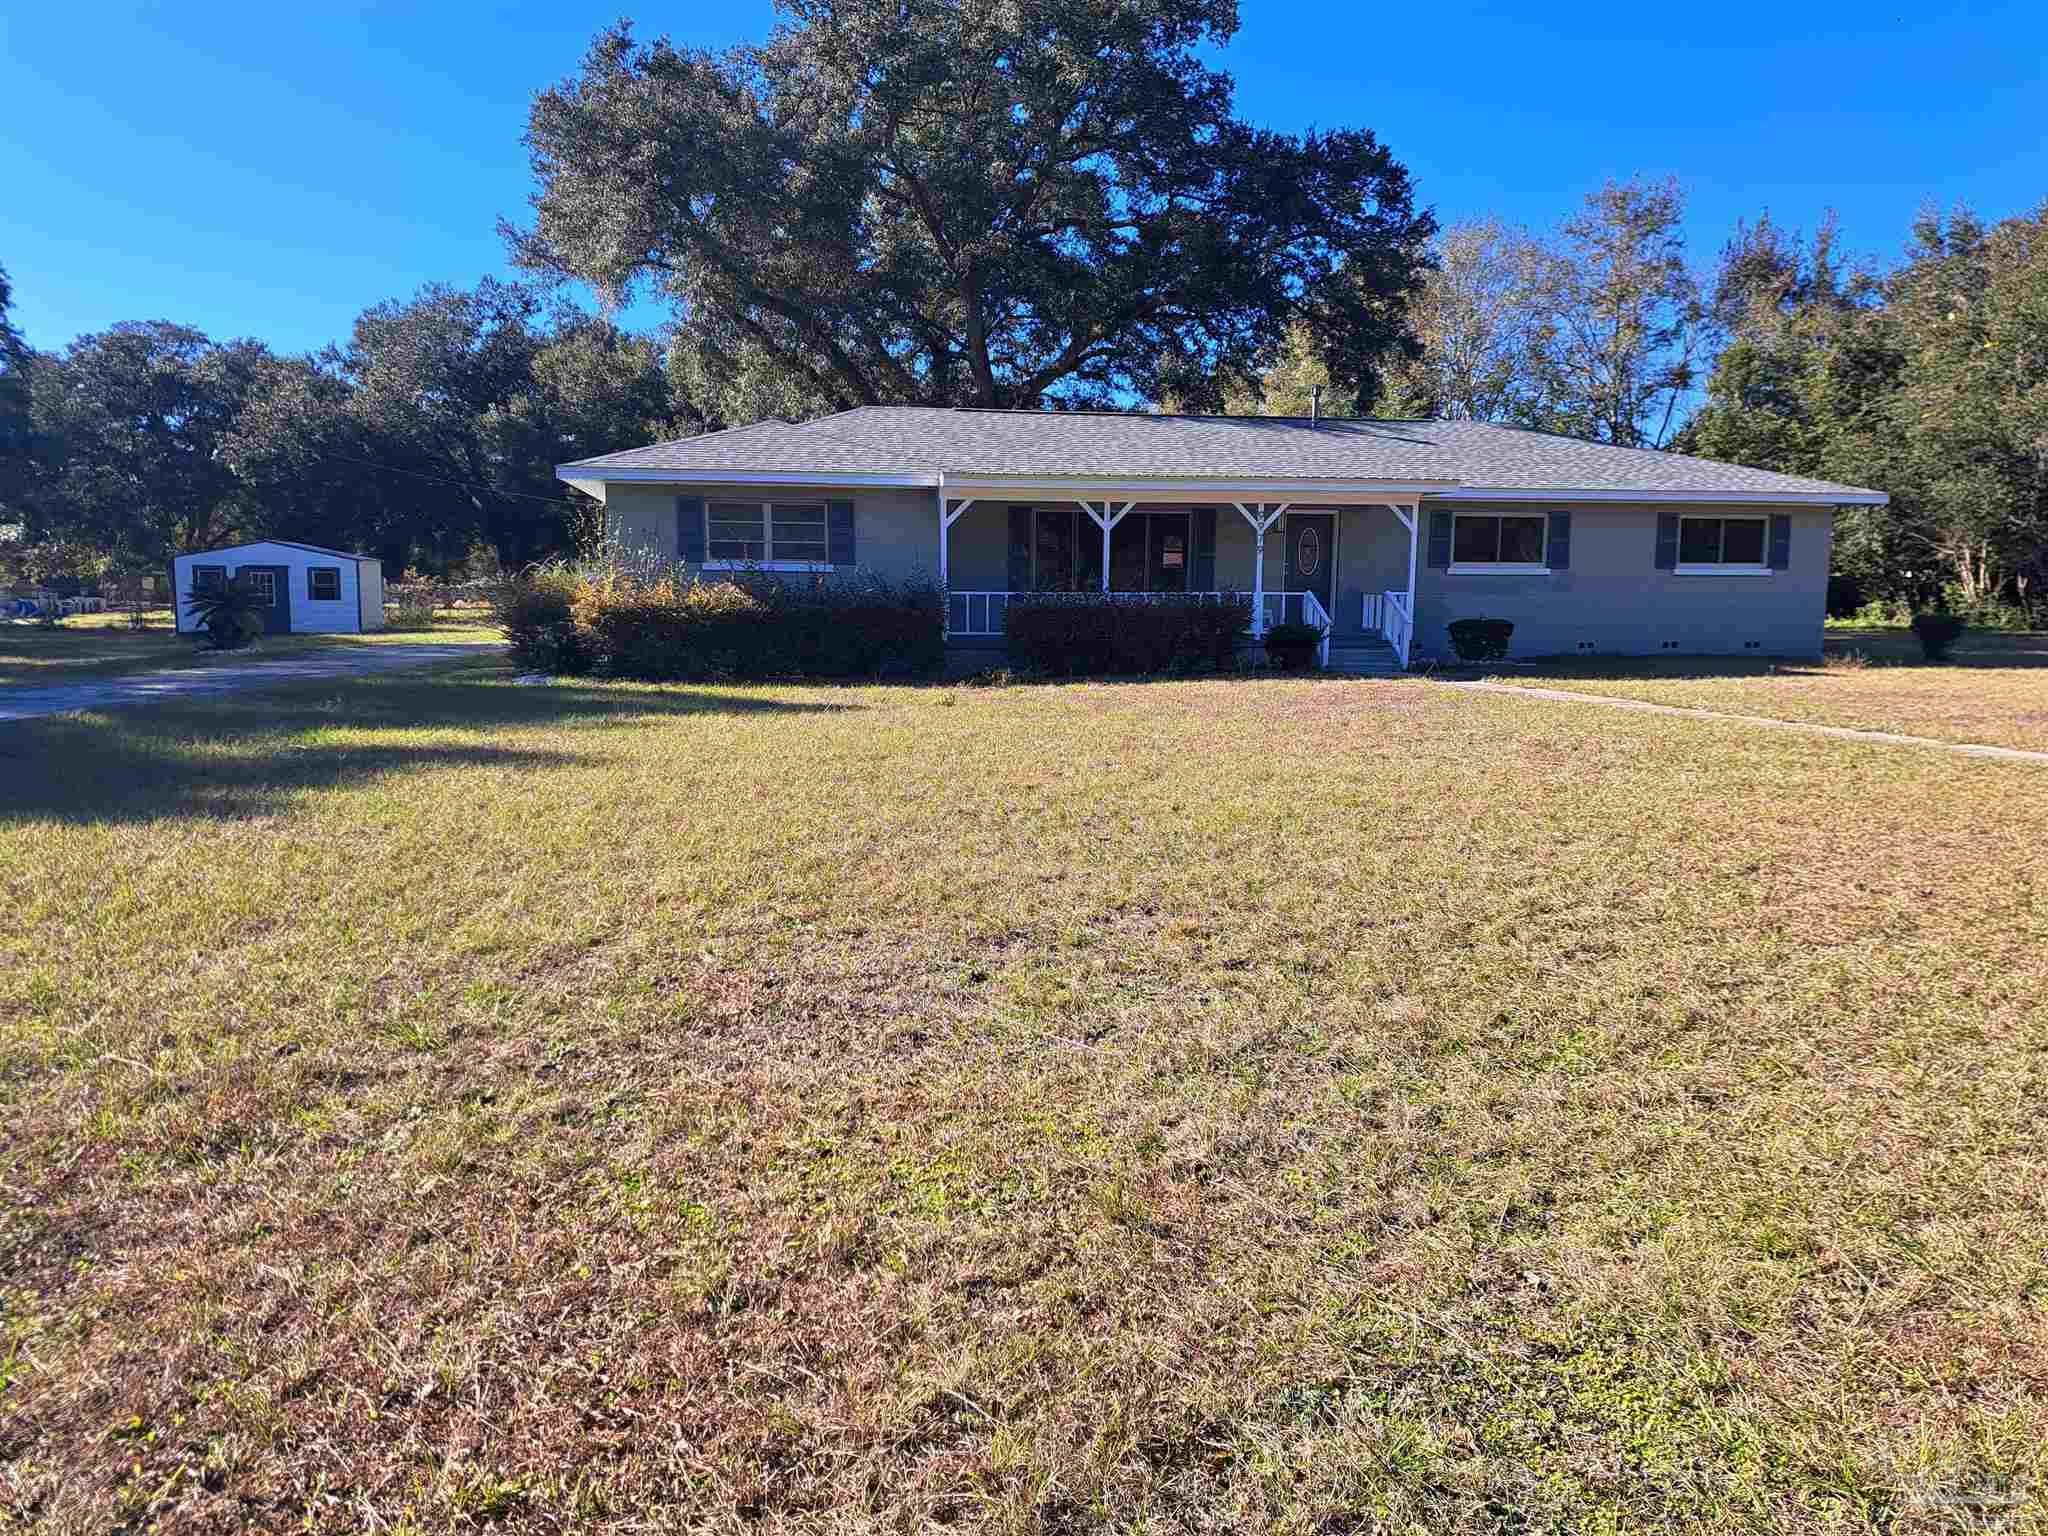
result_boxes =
[0,666,863,826]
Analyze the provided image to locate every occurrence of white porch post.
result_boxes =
[1232,501,1290,636]
[1376,500,1420,666]
[1078,500,1135,592]
[938,490,975,632]
[1403,503,1419,612]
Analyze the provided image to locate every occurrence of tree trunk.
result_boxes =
[958,274,997,406]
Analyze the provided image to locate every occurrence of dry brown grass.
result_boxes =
[2,664,2044,1532]
[1480,629,2048,753]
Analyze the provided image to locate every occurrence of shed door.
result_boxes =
[240,565,292,633]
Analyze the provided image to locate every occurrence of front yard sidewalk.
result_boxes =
[1444,678,2048,765]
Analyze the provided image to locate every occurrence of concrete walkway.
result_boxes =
[1445,679,2048,765]
[0,642,503,723]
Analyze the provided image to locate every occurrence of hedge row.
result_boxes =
[494,563,945,680]
[1005,593,1253,676]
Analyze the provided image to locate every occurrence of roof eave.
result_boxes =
[1445,486,1888,506]
[554,466,940,488]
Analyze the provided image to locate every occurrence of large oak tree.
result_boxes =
[510,0,1434,415]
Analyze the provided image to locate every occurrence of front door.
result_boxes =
[240,565,292,634]
[1285,513,1335,620]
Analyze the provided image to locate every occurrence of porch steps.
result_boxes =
[1324,636,1405,677]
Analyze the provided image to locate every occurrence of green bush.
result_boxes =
[1004,594,1251,677]
[1261,620,1324,671]
[493,561,944,680]
[1446,617,1515,662]
[1908,610,1966,661]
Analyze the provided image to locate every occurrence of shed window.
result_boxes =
[192,564,226,594]
[1451,514,1548,571]
[1677,516,1769,572]
[308,567,341,601]
[706,501,832,568]
[242,569,278,606]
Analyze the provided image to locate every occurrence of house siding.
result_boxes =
[589,484,1835,662]
[604,483,946,584]
[1410,501,1834,661]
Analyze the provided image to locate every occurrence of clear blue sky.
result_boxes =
[3,0,2043,358]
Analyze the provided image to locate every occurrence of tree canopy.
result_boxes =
[511,1,1435,415]
[1682,204,2048,614]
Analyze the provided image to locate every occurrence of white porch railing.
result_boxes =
[1300,590,1332,667]
[945,589,1319,637]
[1371,589,1413,668]
[947,591,1013,636]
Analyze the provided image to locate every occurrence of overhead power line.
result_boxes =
[308,453,585,507]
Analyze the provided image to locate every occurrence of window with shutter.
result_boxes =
[1447,513,1551,573]
[703,501,836,569]
[1673,515,1773,575]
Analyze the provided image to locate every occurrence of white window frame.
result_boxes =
[307,566,342,601]
[702,500,835,572]
[1674,514,1773,577]
[1448,512,1551,575]
[240,568,279,605]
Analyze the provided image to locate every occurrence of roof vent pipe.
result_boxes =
[1311,385,1321,421]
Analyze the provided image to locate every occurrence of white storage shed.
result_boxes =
[170,541,386,636]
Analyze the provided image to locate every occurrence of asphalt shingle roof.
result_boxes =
[560,406,1884,500]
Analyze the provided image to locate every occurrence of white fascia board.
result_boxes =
[554,466,938,488]
[940,477,1451,500]
[1440,486,1888,506]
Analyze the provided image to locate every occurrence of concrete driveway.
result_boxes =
[0,642,503,723]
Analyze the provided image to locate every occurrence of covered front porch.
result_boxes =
[938,496,1420,665]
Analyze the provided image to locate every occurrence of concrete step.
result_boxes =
[1324,638,1404,676]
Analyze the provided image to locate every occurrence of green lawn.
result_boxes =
[0,610,502,687]
[1481,628,2048,754]
[2,665,2043,1532]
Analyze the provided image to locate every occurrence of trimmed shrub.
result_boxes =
[1446,617,1515,662]
[1005,594,1251,677]
[493,560,944,680]
[493,566,589,674]
[1262,620,1324,671]
[1908,609,1965,661]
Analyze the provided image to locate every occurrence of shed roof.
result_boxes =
[175,541,378,562]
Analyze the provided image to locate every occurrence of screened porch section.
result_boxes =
[939,497,1422,666]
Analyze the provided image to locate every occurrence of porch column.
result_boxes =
[938,493,974,630]
[1078,500,1135,593]
[1232,501,1290,636]
[1374,501,1419,665]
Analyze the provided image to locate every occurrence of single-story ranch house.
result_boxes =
[556,408,1887,669]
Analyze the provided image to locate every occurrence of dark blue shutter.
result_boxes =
[1191,506,1217,591]
[827,499,855,566]
[1547,511,1571,570]
[1654,513,1679,571]
[1427,510,1454,569]
[677,496,706,564]
[1007,506,1033,591]
[1768,514,1792,570]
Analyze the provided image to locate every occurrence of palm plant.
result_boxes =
[184,574,267,650]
